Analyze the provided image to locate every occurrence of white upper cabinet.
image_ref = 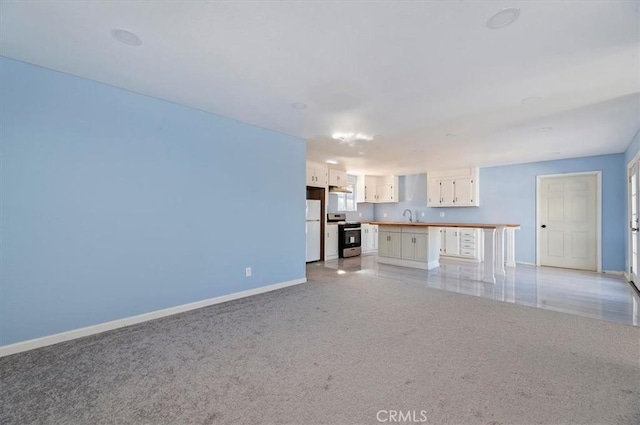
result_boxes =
[328,169,347,187]
[306,162,327,188]
[427,168,479,207]
[356,175,399,203]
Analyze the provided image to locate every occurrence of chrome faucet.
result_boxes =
[403,209,413,222]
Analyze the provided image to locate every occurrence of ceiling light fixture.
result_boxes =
[486,7,520,29]
[291,102,307,110]
[536,127,553,132]
[332,132,374,142]
[326,160,339,165]
[521,96,542,105]
[111,28,142,46]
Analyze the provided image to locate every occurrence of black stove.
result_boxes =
[327,214,361,258]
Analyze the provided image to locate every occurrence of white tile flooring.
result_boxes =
[308,255,640,327]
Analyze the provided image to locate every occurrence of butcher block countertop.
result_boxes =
[368,222,520,229]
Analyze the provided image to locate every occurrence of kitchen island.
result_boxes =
[368,222,520,283]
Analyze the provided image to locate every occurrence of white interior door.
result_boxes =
[538,174,597,271]
[629,163,639,283]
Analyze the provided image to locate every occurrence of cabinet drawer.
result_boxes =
[460,242,476,249]
[402,226,428,234]
[460,236,476,243]
[459,229,477,237]
[460,248,477,257]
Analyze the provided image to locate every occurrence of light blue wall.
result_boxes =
[0,57,306,346]
[373,154,626,270]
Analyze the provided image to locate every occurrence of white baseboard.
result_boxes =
[516,261,537,266]
[623,271,630,281]
[603,270,625,276]
[0,277,307,358]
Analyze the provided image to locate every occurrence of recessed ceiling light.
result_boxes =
[521,96,542,105]
[486,7,520,29]
[291,102,307,110]
[111,28,142,46]
[326,160,338,165]
[537,127,553,132]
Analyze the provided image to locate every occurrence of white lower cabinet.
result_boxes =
[401,227,429,261]
[362,224,379,254]
[325,224,339,260]
[378,225,440,269]
[378,226,402,258]
[440,227,482,262]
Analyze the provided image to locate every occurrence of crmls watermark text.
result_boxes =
[376,410,428,423]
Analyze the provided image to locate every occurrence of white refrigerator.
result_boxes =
[305,200,321,262]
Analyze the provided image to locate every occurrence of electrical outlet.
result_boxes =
[383,212,388,217]
[421,212,425,217]
[440,212,445,217]
[359,212,362,217]
[245,267,252,277]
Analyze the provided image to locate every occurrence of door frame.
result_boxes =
[626,151,640,282]
[535,171,602,272]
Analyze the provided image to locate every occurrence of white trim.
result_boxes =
[535,171,602,273]
[603,270,625,276]
[624,271,630,282]
[517,261,537,266]
[0,277,307,357]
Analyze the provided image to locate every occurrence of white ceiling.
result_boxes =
[1,1,639,175]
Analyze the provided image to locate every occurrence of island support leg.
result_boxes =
[495,226,506,276]
[506,228,517,268]
[482,228,496,284]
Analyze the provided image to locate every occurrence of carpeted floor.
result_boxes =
[1,271,639,425]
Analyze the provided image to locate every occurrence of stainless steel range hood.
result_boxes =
[328,185,352,194]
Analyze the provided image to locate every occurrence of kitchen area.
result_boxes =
[306,163,519,284]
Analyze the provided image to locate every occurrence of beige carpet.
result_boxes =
[1,272,639,424]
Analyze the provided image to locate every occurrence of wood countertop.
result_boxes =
[368,221,520,229]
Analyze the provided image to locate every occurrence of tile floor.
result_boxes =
[308,255,640,327]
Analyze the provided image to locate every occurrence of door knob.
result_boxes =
[632,228,639,232]
[541,225,547,228]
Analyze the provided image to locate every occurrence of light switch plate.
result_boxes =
[383,212,388,217]
[440,212,445,217]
